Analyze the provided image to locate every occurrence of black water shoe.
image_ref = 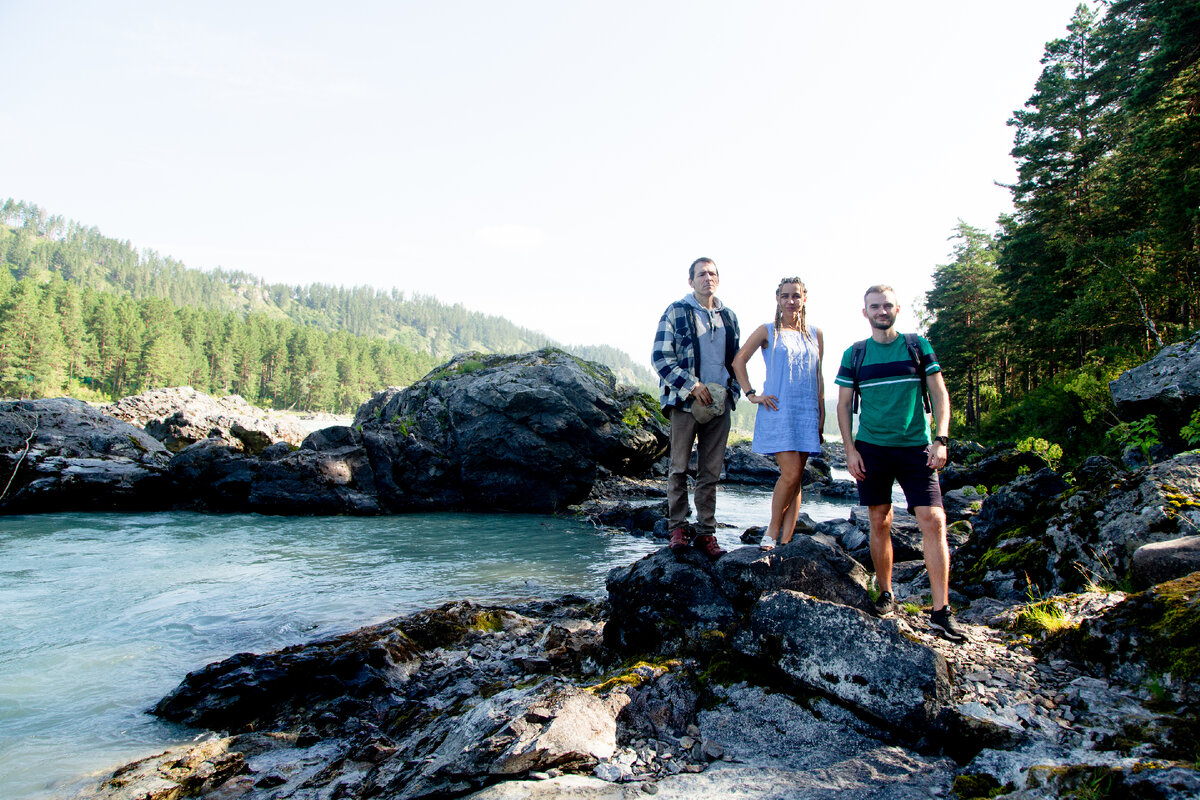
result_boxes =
[930,606,966,642]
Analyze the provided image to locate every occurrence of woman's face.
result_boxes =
[777,283,805,316]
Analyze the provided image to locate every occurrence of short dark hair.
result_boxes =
[863,284,895,303]
[689,258,717,281]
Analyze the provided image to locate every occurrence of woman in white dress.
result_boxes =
[732,277,824,549]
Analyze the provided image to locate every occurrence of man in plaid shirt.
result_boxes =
[651,257,741,559]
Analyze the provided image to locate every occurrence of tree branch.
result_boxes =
[1095,257,1164,350]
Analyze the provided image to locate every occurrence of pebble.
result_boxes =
[594,763,623,782]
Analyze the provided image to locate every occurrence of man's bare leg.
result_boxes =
[914,505,951,610]
[867,503,894,595]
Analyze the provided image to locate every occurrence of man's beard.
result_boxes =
[870,315,895,329]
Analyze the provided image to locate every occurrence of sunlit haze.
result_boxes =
[1,0,1091,392]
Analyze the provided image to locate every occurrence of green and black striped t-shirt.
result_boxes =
[835,334,940,447]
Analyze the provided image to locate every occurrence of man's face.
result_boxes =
[863,291,899,330]
[689,262,720,298]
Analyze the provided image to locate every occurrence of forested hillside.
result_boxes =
[0,201,655,409]
[924,0,1199,459]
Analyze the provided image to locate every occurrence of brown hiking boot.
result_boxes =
[693,534,726,560]
[668,527,691,554]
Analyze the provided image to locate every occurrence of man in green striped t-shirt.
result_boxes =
[835,285,964,642]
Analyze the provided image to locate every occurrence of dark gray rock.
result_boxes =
[940,448,1051,493]
[248,444,382,515]
[616,667,700,741]
[0,398,171,513]
[735,590,951,735]
[714,537,874,614]
[603,548,738,656]
[954,453,1200,599]
[951,468,1070,600]
[1109,331,1200,435]
[168,440,258,511]
[848,505,924,564]
[816,517,863,551]
[722,441,832,487]
[578,499,665,533]
[1042,572,1200,705]
[1131,535,1200,590]
[604,537,876,657]
[721,442,780,485]
[814,478,859,499]
[1049,452,1200,590]
[943,487,986,523]
[351,349,668,512]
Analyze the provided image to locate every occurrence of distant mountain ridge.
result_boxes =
[0,198,656,389]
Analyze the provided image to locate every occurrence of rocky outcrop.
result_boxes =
[75,569,1200,800]
[103,387,308,454]
[952,452,1200,600]
[736,590,951,735]
[603,538,873,657]
[0,398,171,513]
[85,597,721,800]
[952,468,1071,600]
[348,349,667,513]
[0,350,669,515]
[1109,331,1200,436]
[1042,572,1200,704]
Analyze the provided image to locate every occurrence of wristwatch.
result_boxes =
[933,435,950,446]
[745,389,756,397]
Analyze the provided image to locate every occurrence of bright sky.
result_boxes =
[2,0,1090,394]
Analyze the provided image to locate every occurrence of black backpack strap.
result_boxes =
[850,339,867,414]
[903,333,933,414]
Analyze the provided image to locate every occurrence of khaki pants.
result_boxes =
[667,398,732,535]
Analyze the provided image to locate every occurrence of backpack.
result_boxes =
[849,333,932,415]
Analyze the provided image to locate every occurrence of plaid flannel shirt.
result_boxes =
[651,297,741,412]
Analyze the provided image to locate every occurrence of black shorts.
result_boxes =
[854,440,943,513]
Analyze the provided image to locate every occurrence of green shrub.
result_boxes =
[1181,409,1200,448]
[1017,436,1063,470]
[1107,415,1160,464]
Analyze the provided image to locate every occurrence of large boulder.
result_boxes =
[103,386,308,455]
[0,398,171,513]
[1131,536,1200,590]
[602,548,739,656]
[715,537,874,613]
[351,349,668,512]
[1109,331,1200,436]
[1047,452,1200,592]
[603,538,873,657]
[735,590,951,736]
